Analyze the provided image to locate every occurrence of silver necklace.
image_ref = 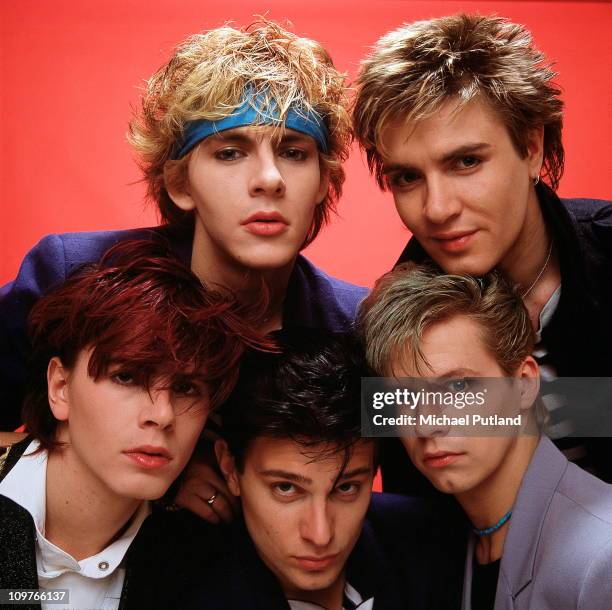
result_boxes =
[521,240,553,298]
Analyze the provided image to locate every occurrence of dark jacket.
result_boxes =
[0,227,368,429]
[383,186,612,493]
[0,437,223,610]
[175,493,465,610]
[396,184,612,375]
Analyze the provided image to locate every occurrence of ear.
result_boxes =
[163,160,196,212]
[215,439,241,497]
[516,356,540,411]
[315,169,330,206]
[525,126,544,182]
[47,357,70,422]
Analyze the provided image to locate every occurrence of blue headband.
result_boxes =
[173,92,329,159]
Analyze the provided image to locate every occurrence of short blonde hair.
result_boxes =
[358,262,535,376]
[353,14,564,190]
[128,20,351,244]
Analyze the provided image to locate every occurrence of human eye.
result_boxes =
[386,169,420,190]
[446,378,469,392]
[110,369,136,386]
[455,155,481,171]
[271,481,301,500]
[214,147,244,162]
[280,147,308,161]
[171,380,201,397]
[334,481,361,499]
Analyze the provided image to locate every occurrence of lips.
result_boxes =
[123,445,172,469]
[423,451,464,468]
[430,229,478,253]
[241,211,289,237]
[294,554,339,571]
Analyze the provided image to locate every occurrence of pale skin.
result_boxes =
[165,126,329,522]
[395,315,540,564]
[15,353,208,561]
[166,125,328,334]
[381,97,561,329]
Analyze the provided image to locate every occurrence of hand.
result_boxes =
[174,449,240,524]
[0,431,28,446]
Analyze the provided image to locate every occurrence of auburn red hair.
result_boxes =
[22,238,273,451]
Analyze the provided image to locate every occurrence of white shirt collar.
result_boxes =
[288,582,374,610]
[0,439,151,579]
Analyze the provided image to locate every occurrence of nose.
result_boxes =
[414,390,451,438]
[423,175,462,225]
[248,149,286,198]
[300,499,333,548]
[139,389,175,429]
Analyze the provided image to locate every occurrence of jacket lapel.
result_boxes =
[345,521,404,610]
[460,438,566,610]
[0,437,41,609]
[495,438,567,609]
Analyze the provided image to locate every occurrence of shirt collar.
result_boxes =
[287,582,374,610]
[0,439,151,579]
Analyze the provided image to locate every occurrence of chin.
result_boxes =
[243,251,298,271]
[295,570,340,592]
[434,255,495,277]
[112,479,171,501]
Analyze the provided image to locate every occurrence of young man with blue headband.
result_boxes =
[0,21,365,519]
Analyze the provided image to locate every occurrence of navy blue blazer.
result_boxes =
[170,492,465,610]
[0,226,368,428]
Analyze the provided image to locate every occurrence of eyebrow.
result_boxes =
[260,470,312,484]
[259,465,372,485]
[434,368,481,379]
[337,466,373,480]
[381,142,492,174]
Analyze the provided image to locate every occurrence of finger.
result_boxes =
[176,490,221,524]
[195,489,234,523]
[183,465,229,494]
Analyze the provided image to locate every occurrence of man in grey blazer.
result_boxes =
[358,262,612,610]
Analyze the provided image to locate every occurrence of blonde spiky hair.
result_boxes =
[128,20,351,243]
[353,14,564,191]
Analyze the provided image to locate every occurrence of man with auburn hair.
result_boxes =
[0,19,365,426]
[358,263,612,610]
[353,13,612,486]
[176,329,464,610]
[0,240,269,610]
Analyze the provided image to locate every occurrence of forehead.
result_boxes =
[380,97,508,163]
[244,437,374,481]
[392,315,500,377]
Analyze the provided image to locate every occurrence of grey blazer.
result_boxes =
[462,437,612,610]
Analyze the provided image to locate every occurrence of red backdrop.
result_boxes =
[1,0,611,287]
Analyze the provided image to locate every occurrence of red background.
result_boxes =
[1,0,611,287]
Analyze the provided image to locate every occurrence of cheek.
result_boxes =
[401,438,421,464]
[243,495,292,555]
[174,413,207,465]
[393,194,422,232]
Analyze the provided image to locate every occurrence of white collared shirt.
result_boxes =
[0,440,151,610]
[288,582,374,610]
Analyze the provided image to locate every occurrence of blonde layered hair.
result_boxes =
[353,14,564,190]
[128,21,351,243]
[358,263,535,376]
